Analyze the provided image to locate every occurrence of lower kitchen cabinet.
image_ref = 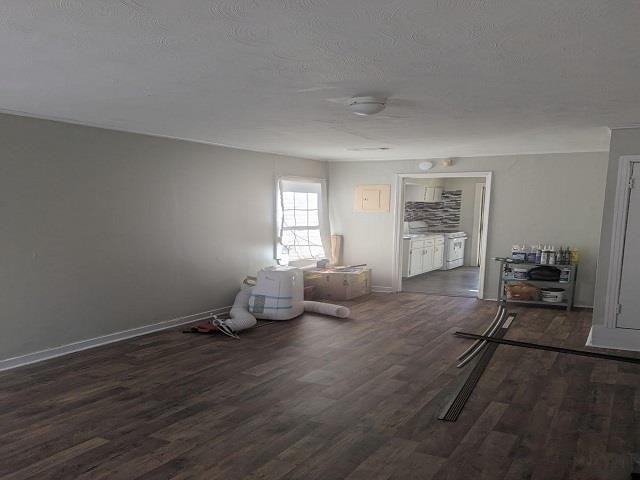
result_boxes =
[409,246,423,276]
[434,241,444,270]
[403,236,445,277]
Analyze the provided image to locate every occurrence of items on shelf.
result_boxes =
[540,287,565,303]
[505,282,539,301]
[503,264,571,283]
[496,257,577,311]
[511,243,579,265]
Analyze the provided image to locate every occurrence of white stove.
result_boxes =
[440,231,467,270]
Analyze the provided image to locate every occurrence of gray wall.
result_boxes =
[441,177,485,265]
[329,152,608,306]
[0,113,326,360]
[593,128,640,325]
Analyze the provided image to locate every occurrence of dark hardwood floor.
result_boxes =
[402,266,480,297]
[1,294,638,479]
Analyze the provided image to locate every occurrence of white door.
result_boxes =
[408,249,423,277]
[617,163,640,329]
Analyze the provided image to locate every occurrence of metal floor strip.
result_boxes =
[438,312,516,422]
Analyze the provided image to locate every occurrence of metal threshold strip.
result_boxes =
[453,332,640,365]
[438,309,516,422]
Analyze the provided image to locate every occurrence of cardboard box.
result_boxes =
[303,267,371,301]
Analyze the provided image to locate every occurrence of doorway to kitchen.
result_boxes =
[392,172,492,299]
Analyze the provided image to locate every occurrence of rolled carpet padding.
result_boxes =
[304,301,350,318]
[221,285,257,332]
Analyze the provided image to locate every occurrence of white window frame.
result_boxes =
[274,176,330,265]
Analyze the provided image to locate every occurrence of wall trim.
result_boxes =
[587,325,640,352]
[372,285,393,293]
[0,108,326,162]
[0,306,231,372]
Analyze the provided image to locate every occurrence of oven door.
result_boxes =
[450,238,464,260]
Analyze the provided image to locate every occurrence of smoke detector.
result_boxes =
[349,96,386,116]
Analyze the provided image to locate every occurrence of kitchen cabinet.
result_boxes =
[425,186,443,202]
[404,185,443,202]
[403,235,444,277]
[433,241,444,269]
[422,241,434,272]
[409,245,424,277]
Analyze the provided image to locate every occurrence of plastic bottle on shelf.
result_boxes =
[540,245,549,265]
[511,244,527,261]
[570,247,579,265]
[535,244,542,264]
[548,246,556,265]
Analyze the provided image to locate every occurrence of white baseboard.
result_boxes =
[372,285,393,293]
[586,325,640,352]
[0,306,231,372]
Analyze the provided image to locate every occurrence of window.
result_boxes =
[276,178,329,263]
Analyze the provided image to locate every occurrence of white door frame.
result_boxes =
[471,182,486,267]
[603,155,640,328]
[391,171,493,298]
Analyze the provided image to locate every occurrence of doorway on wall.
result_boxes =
[392,172,492,299]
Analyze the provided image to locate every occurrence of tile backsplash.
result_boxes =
[404,190,462,228]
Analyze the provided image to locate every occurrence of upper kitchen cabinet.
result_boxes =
[425,186,443,202]
[405,185,443,202]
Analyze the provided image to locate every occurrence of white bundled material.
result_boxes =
[225,285,257,331]
[212,284,256,336]
[249,266,304,320]
[304,301,350,318]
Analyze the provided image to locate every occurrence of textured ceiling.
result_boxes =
[1,1,638,161]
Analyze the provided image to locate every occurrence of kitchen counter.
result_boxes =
[402,233,444,240]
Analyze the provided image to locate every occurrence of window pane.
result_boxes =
[307,210,319,227]
[283,210,296,227]
[307,193,318,210]
[282,192,295,209]
[294,192,308,209]
[280,227,324,260]
[308,229,322,246]
[282,230,295,246]
[293,229,309,244]
[294,209,307,226]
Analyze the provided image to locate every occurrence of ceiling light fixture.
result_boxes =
[349,96,387,116]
